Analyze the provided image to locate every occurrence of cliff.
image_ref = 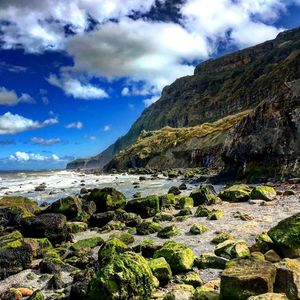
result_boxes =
[67,27,300,171]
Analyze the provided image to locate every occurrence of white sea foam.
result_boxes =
[0,170,195,204]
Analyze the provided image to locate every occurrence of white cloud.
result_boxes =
[102,124,112,132]
[143,95,159,107]
[9,151,60,162]
[0,87,35,106]
[121,87,130,96]
[31,137,63,145]
[89,135,97,141]
[0,112,58,135]
[47,73,108,99]
[65,121,83,129]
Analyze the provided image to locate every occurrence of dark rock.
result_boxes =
[125,195,160,218]
[168,186,181,195]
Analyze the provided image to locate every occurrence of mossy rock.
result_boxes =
[67,221,88,234]
[215,239,250,259]
[176,215,189,222]
[176,271,203,288]
[125,195,160,218]
[250,252,266,261]
[160,194,177,208]
[190,185,221,206]
[23,238,53,257]
[268,213,300,258]
[190,224,209,235]
[0,196,40,217]
[132,240,161,258]
[208,209,224,220]
[154,241,195,273]
[0,231,23,250]
[211,231,234,244]
[178,197,194,209]
[45,196,84,220]
[219,184,251,202]
[163,284,195,300]
[101,220,125,232]
[250,186,277,201]
[158,225,180,238]
[88,252,156,300]
[98,238,128,261]
[195,205,211,217]
[87,187,126,213]
[175,207,192,217]
[148,257,172,286]
[71,237,104,251]
[283,190,296,196]
[136,220,162,235]
[274,258,300,299]
[264,249,281,263]
[220,259,276,300]
[153,212,175,222]
[194,253,228,270]
[194,286,220,300]
[109,232,134,245]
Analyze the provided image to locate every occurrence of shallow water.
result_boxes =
[0,170,216,204]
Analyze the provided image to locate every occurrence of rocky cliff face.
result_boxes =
[104,110,251,171]
[221,79,300,181]
[67,27,300,170]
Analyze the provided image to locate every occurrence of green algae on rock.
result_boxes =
[71,237,104,251]
[268,213,300,258]
[148,257,172,286]
[190,224,209,235]
[154,241,195,273]
[88,252,156,300]
[220,259,276,300]
[215,239,250,259]
[250,186,277,201]
[136,220,163,235]
[158,225,180,238]
[125,195,160,218]
[219,184,251,202]
[190,185,221,206]
[98,238,128,262]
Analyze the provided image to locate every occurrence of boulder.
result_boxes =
[220,259,276,300]
[168,186,181,195]
[264,250,281,263]
[194,253,228,269]
[190,224,209,235]
[215,239,250,259]
[160,194,177,208]
[208,209,224,220]
[88,252,156,300]
[268,213,300,258]
[132,239,161,258]
[67,221,88,234]
[158,225,180,238]
[175,208,192,217]
[98,238,128,262]
[219,184,251,202]
[101,220,125,232]
[211,231,234,244]
[195,205,211,217]
[163,284,195,300]
[71,237,104,251]
[136,220,162,235]
[0,245,33,279]
[250,186,277,201]
[154,241,195,273]
[176,271,203,288]
[44,196,84,221]
[153,212,175,222]
[125,195,160,218]
[87,188,126,212]
[109,232,134,245]
[148,257,172,286]
[89,211,116,228]
[194,286,220,300]
[274,258,300,299]
[190,185,220,206]
[20,213,68,244]
[177,197,194,209]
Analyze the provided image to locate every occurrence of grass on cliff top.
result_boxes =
[116,110,252,160]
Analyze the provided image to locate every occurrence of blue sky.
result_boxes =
[0,0,299,170]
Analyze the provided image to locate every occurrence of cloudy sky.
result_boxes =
[0,0,299,170]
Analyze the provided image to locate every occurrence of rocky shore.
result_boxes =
[0,178,299,300]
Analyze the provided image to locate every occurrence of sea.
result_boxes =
[0,170,199,205]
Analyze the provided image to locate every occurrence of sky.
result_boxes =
[0,0,299,170]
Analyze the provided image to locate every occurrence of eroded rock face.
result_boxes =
[222,79,300,181]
